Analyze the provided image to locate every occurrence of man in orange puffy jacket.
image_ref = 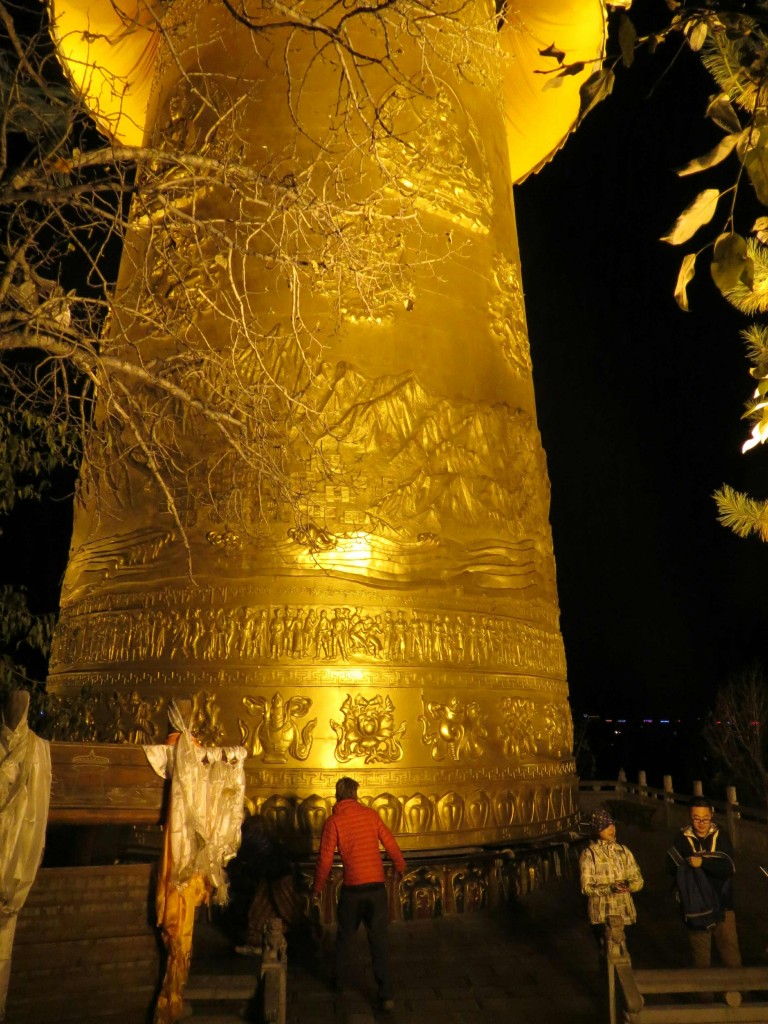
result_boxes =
[313,776,406,1012]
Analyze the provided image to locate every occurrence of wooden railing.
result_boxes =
[578,774,768,858]
[605,916,768,1022]
[585,777,768,1021]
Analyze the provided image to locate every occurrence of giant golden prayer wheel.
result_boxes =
[46,0,606,855]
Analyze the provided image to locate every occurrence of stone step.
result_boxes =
[183,997,253,1022]
[185,975,259,1001]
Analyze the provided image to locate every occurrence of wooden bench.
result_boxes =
[616,962,768,1022]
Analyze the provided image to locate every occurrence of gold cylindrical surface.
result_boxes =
[47,1,598,850]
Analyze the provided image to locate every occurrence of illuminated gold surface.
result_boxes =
[48,0,158,147]
[48,0,606,179]
[45,0,605,850]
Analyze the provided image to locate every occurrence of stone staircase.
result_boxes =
[182,914,286,1023]
[183,960,262,1022]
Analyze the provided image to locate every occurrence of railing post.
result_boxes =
[726,786,740,851]
[663,775,674,828]
[617,768,627,795]
[637,771,647,799]
[261,917,287,1024]
[605,916,641,1024]
[692,780,703,797]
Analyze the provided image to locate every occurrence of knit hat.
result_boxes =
[591,809,614,835]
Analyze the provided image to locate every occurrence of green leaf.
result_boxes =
[673,252,697,311]
[660,188,720,245]
[676,132,742,176]
[706,93,741,134]
[619,16,637,69]
[685,20,708,52]
[711,232,753,295]
[577,69,615,123]
[753,217,768,244]
[742,129,768,206]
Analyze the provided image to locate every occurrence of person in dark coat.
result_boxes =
[667,796,741,975]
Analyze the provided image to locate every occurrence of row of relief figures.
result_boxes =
[38,686,573,764]
[51,603,566,676]
[250,780,577,839]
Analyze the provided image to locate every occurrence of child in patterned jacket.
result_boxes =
[580,809,644,951]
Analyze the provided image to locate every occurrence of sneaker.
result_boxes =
[380,998,395,1012]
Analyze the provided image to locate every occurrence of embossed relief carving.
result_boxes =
[331,693,406,765]
[53,603,567,678]
[465,790,491,830]
[58,530,177,600]
[206,529,244,555]
[403,793,434,834]
[238,692,316,763]
[371,794,402,836]
[489,254,532,379]
[494,790,515,827]
[400,867,443,920]
[538,701,574,759]
[260,794,295,838]
[110,690,164,744]
[189,690,225,745]
[139,221,223,324]
[35,685,103,742]
[302,357,552,553]
[419,696,487,762]
[241,784,575,845]
[450,867,486,914]
[498,697,537,760]
[298,795,331,837]
[436,792,464,832]
[376,81,493,235]
[518,789,535,824]
[217,325,556,571]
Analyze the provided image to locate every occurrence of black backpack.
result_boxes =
[668,844,723,931]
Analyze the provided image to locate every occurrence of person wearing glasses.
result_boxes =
[667,796,741,979]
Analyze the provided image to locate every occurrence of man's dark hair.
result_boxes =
[689,796,714,812]
[335,777,359,801]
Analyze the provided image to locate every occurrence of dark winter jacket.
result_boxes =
[667,824,736,912]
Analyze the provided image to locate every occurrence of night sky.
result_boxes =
[517,8,768,722]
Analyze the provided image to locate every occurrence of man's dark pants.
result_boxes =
[335,882,392,999]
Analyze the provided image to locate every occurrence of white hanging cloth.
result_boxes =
[144,703,247,903]
[0,714,51,1020]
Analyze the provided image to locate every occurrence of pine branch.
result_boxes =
[714,483,768,540]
